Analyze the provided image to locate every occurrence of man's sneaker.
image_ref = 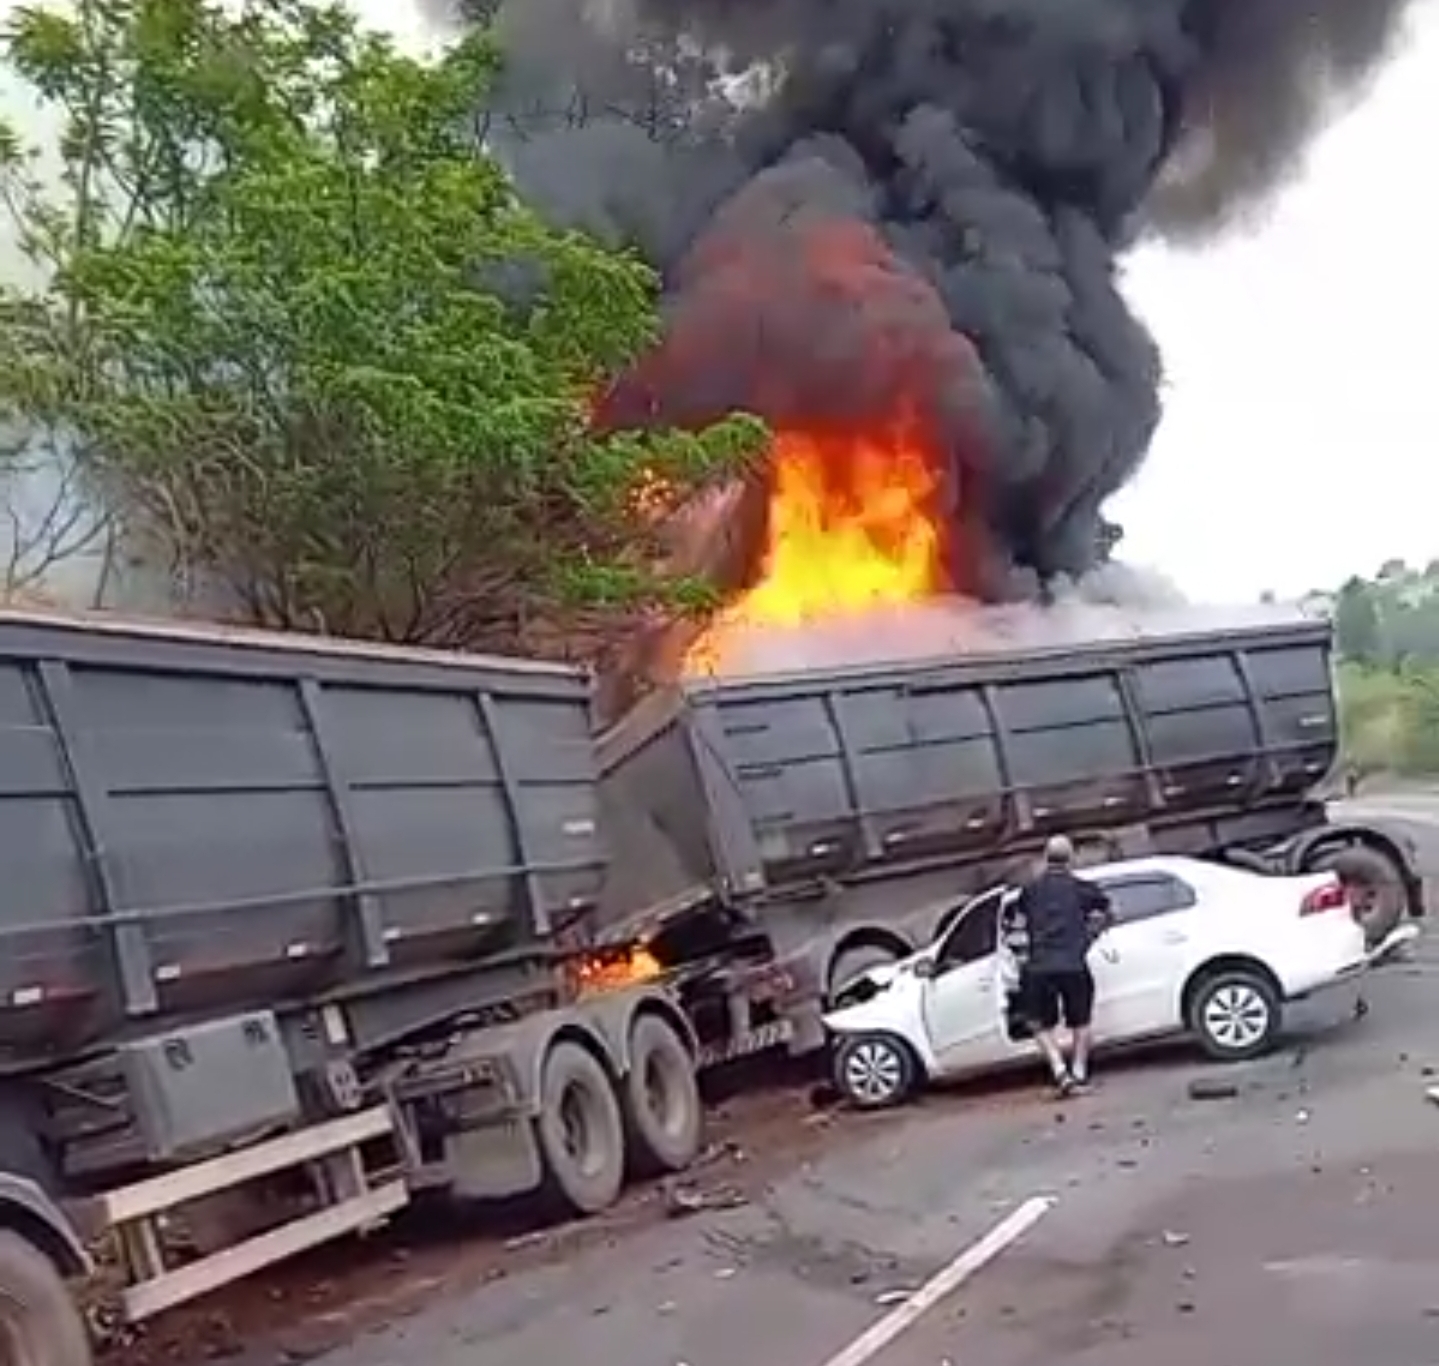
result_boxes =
[1055,1070,1093,1098]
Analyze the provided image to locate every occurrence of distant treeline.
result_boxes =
[1329,561,1439,777]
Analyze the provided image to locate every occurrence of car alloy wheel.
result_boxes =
[835,1034,913,1108]
[1201,982,1272,1052]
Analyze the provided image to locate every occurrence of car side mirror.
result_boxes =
[912,956,937,980]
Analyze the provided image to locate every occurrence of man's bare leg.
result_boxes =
[1034,1028,1072,1091]
[1069,1026,1093,1086]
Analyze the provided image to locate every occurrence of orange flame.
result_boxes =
[685,423,945,673]
[569,945,664,996]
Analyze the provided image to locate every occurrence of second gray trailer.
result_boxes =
[598,607,1422,1054]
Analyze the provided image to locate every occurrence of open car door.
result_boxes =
[918,888,1022,1077]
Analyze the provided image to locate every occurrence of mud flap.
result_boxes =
[785,1001,826,1056]
[445,1118,542,1201]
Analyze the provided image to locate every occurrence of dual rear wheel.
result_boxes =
[534,1014,703,1216]
[1304,844,1408,947]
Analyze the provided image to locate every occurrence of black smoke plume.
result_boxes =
[439,0,1417,595]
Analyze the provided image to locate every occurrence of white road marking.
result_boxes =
[814,1195,1056,1366]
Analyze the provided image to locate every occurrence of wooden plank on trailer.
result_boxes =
[120,1180,408,1322]
[97,1106,395,1225]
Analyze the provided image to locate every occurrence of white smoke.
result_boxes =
[685,578,1315,680]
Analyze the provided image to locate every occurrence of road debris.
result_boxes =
[874,1289,914,1306]
[663,1181,749,1218]
[1160,1230,1190,1248]
[1187,1077,1239,1101]
[692,1139,747,1168]
[503,1230,554,1252]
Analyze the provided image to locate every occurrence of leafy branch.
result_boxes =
[0,0,765,647]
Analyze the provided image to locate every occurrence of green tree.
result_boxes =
[1333,575,1381,664]
[0,0,762,644]
[1336,660,1406,776]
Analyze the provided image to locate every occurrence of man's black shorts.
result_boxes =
[1021,966,1095,1030]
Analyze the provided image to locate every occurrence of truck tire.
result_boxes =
[623,1014,703,1176]
[0,1230,91,1366]
[1306,844,1406,946]
[536,1041,626,1217]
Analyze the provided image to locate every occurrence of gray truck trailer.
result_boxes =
[0,605,1419,1365]
[597,605,1421,1052]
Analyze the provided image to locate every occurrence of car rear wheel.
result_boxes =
[833,1033,918,1109]
[1188,969,1281,1062]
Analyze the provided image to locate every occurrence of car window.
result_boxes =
[936,895,1001,969]
[1099,873,1197,925]
[934,887,1001,946]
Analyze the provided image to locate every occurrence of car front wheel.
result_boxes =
[833,1033,918,1109]
[1188,969,1281,1062]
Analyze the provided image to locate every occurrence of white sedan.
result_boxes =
[823,854,1416,1109]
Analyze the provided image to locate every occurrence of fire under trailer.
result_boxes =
[0,604,1420,1365]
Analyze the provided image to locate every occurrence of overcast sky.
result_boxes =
[1111,5,1439,604]
[3,1,1434,609]
[371,0,1437,607]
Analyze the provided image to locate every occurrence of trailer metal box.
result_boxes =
[597,608,1339,921]
[0,611,605,1060]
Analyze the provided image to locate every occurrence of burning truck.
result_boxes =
[0,589,1421,1364]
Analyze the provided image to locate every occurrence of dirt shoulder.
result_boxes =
[98,1070,867,1366]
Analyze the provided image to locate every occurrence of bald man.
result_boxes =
[1011,835,1113,1096]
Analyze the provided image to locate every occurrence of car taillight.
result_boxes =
[1300,880,1348,916]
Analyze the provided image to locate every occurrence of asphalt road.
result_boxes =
[291,800,1439,1366]
[1332,790,1439,851]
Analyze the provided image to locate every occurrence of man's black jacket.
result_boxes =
[1009,870,1112,974]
